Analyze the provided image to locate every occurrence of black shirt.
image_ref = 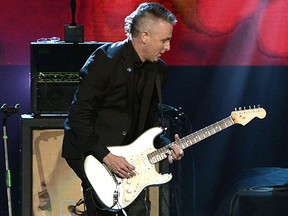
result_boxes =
[124,42,148,143]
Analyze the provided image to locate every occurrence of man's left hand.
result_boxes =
[167,134,184,163]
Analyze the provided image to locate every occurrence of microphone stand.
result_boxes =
[1,103,20,216]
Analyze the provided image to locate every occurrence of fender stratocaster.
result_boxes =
[84,107,266,210]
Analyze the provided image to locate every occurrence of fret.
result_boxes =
[224,119,228,127]
[147,152,154,163]
[182,134,195,148]
[177,117,235,150]
[184,137,192,147]
[212,124,217,133]
[149,151,159,163]
[218,120,227,130]
[214,121,223,132]
[158,148,167,160]
[199,131,205,139]
[149,116,236,160]
[202,128,209,138]
[179,137,187,149]
[154,153,162,163]
[148,146,169,164]
[207,126,215,136]
[206,127,211,135]
[219,117,232,129]
[194,131,202,141]
[193,135,198,143]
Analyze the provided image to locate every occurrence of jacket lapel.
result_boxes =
[122,60,135,121]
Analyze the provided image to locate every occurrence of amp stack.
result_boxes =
[22,41,105,216]
[30,41,104,117]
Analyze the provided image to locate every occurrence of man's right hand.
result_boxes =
[102,153,136,179]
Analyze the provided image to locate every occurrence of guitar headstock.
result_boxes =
[231,106,266,126]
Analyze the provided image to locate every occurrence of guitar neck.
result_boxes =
[148,116,235,164]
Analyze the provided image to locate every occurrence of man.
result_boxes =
[62,2,184,216]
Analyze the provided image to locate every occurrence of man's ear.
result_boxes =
[141,31,149,44]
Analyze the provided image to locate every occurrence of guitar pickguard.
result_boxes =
[121,148,172,206]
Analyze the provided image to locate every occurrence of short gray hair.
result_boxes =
[124,2,177,37]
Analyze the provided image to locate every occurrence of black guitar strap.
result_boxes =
[155,70,166,128]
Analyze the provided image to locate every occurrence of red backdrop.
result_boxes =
[1,0,287,66]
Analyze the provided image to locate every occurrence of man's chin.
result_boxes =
[153,57,160,62]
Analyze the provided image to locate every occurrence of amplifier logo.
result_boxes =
[37,72,79,83]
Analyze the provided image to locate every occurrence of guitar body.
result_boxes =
[84,127,172,210]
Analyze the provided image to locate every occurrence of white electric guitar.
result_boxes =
[84,107,266,210]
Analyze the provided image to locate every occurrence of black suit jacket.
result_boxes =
[62,39,167,161]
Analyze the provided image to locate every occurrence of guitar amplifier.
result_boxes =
[30,42,105,117]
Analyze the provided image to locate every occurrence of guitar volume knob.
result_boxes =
[126,188,132,193]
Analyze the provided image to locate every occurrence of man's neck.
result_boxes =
[131,37,145,63]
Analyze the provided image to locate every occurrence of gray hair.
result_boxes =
[124,2,177,38]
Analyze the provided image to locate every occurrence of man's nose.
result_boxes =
[164,42,170,51]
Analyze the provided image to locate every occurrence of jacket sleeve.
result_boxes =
[67,48,112,161]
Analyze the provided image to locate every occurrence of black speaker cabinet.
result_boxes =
[20,114,85,216]
[30,42,105,116]
[20,114,160,216]
[237,189,288,216]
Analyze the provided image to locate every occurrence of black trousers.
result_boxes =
[65,158,150,216]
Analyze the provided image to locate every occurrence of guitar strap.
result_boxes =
[155,68,166,128]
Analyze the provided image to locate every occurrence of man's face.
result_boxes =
[143,20,173,62]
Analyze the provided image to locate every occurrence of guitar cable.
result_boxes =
[67,198,86,215]
[87,186,119,211]
[84,169,121,213]
[109,168,121,209]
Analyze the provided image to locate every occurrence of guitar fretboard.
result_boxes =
[147,116,234,164]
